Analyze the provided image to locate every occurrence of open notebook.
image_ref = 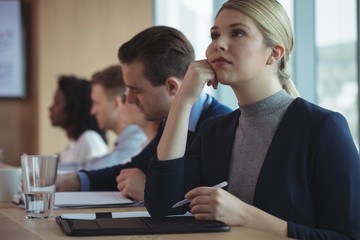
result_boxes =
[56,211,230,236]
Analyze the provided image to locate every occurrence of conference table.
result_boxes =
[0,201,293,240]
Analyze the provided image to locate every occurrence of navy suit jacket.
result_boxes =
[145,98,360,240]
[80,95,232,191]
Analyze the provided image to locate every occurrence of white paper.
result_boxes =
[55,191,137,208]
[60,211,192,220]
[60,211,151,220]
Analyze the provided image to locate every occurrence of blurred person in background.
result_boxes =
[49,75,108,164]
[57,65,158,171]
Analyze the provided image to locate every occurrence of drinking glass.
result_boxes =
[21,154,58,219]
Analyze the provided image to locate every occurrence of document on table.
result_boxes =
[59,211,192,220]
[55,191,141,209]
[60,211,151,220]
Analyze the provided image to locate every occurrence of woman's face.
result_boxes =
[206,9,272,87]
[49,89,69,127]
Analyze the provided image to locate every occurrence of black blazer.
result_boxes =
[145,98,360,240]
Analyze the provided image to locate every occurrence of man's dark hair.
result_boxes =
[91,65,126,99]
[118,26,195,86]
[58,75,107,142]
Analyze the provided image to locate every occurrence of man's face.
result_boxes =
[121,61,172,121]
[90,84,117,130]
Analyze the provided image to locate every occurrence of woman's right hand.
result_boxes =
[177,59,218,104]
[156,60,217,161]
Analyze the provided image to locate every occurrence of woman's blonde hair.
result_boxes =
[218,0,299,97]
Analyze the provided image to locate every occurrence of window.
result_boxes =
[154,0,213,60]
[315,0,358,146]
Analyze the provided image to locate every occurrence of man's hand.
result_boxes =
[56,172,80,192]
[116,168,145,201]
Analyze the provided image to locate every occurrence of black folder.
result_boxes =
[56,215,230,236]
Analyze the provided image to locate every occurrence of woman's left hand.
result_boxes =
[186,186,246,226]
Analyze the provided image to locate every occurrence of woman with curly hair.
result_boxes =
[49,75,108,164]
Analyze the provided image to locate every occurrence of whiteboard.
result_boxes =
[0,0,25,98]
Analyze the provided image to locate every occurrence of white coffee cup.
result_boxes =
[0,168,22,201]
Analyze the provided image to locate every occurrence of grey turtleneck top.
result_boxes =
[227,90,295,204]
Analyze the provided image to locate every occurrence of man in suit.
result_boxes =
[56,26,232,201]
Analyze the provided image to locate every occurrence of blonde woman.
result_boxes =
[145,0,360,239]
